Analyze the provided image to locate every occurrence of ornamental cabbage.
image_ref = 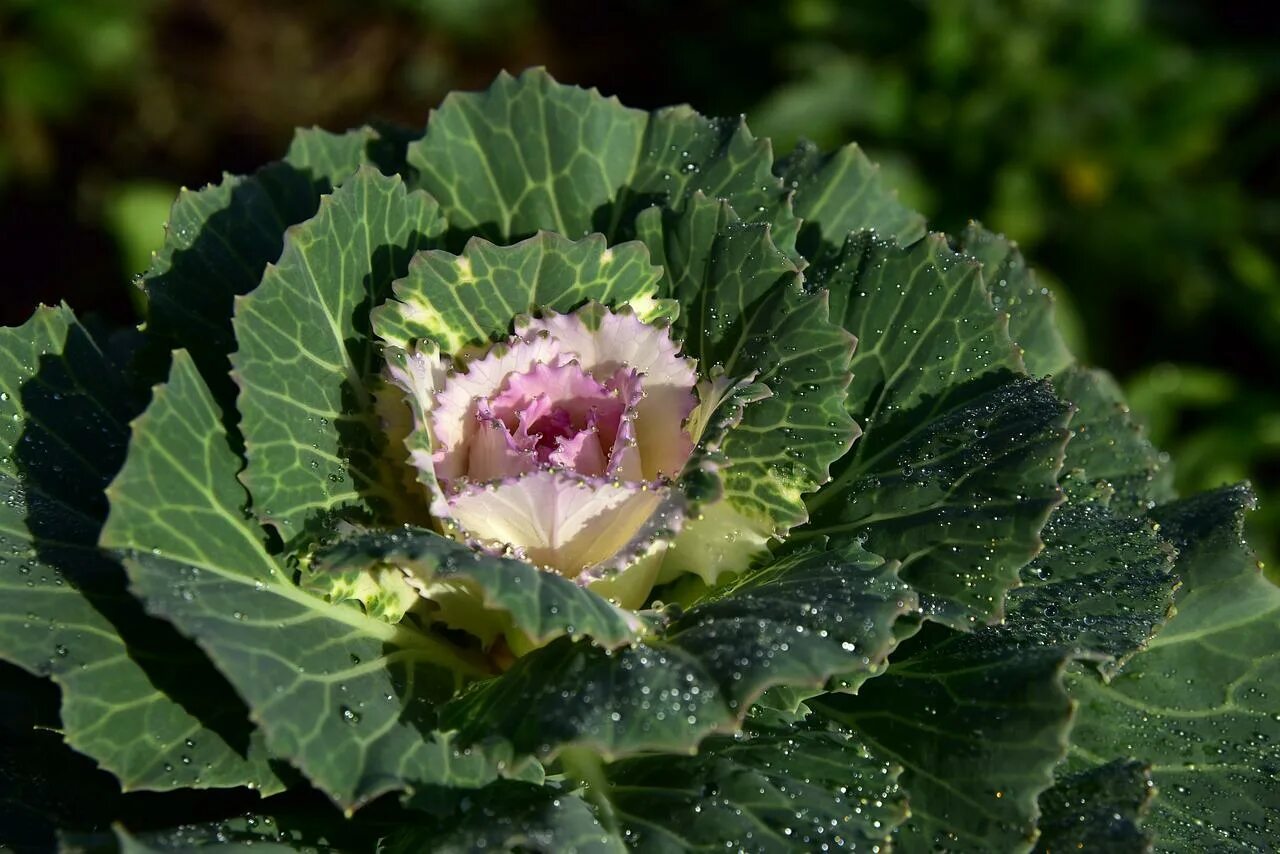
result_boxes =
[383,299,700,601]
[0,69,1275,852]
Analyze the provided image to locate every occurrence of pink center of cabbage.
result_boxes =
[456,361,640,483]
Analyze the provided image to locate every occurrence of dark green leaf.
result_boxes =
[1005,500,1176,676]
[810,624,1077,853]
[0,307,281,793]
[440,542,914,761]
[383,781,623,854]
[952,223,1074,378]
[315,528,643,648]
[232,167,445,543]
[608,709,909,852]
[1064,486,1280,850]
[807,376,1070,628]
[440,637,732,761]
[776,139,926,261]
[1033,760,1155,854]
[805,232,1069,627]
[1053,366,1174,513]
[102,351,519,809]
[109,817,339,853]
[662,542,916,709]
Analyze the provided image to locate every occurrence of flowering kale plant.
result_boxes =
[3,70,1276,852]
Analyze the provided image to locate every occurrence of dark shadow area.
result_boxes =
[142,159,326,431]
[0,661,118,851]
[8,318,302,837]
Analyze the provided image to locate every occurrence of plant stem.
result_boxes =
[558,746,620,835]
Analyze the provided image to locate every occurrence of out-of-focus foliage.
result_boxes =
[0,0,154,184]
[0,0,536,323]
[748,0,1280,563]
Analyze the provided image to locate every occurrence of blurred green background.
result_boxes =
[2,0,1276,563]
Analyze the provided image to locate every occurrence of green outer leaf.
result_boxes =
[621,107,801,255]
[141,125,398,418]
[373,231,662,355]
[408,68,918,257]
[441,636,732,761]
[1005,500,1177,676]
[0,307,281,793]
[807,231,1070,627]
[440,542,914,762]
[953,223,1074,378]
[284,124,413,190]
[806,376,1071,628]
[817,231,1023,435]
[632,195,856,578]
[663,542,916,708]
[409,68,648,243]
[142,162,322,414]
[407,68,804,250]
[776,139,927,258]
[232,167,445,543]
[110,817,339,853]
[607,710,909,852]
[1032,760,1155,854]
[314,528,643,649]
[382,781,624,854]
[1065,485,1280,851]
[810,625,1077,853]
[1054,366,1175,513]
[102,352,516,809]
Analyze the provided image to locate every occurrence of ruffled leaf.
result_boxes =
[1005,500,1177,676]
[807,375,1071,628]
[807,232,1069,627]
[952,223,1075,378]
[101,352,523,810]
[439,542,914,762]
[608,709,909,852]
[776,139,927,261]
[407,68,799,250]
[810,625,1079,853]
[284,124,414,190]
[1064,486,1280,850]
[233,167,445,543]
[382,781,624,854]
[1032,760,1155,854]
[1054,366,1175,512]
[635,195,858,584]
[373,232,662,355]
[406,69,929,259]
[142,126,401,416]
[315,528,644,649]
[0,307,282,793]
